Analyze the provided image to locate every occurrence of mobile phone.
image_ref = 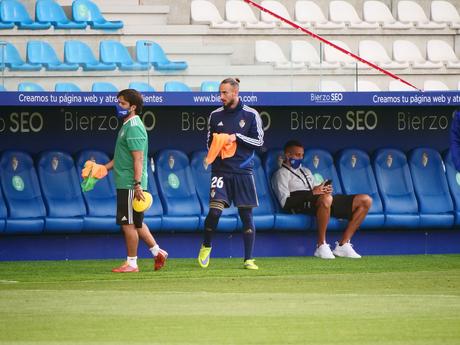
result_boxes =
[324,179,332,186]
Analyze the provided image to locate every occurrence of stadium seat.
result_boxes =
[191,0,241,28]
[226,0,276,28]
[251,154,276,230]
[357,80,381,91]
[431,1,460,28]
[0,42,42,71]
[72,0,123,29]
[18,82,45,92]
[27,41,79,71]
[0,181,6,232]
[164,81,192,92]
[426,40,460,69]
[373,148,420,228]
[255,40,304,69]
[91,82,117,92]
[329,1,379,29]
[362,0,412,29]
[443,150,460,226]
[144,157,163,230]
[200,81,220,92]
[264,149,312,231]
[260,1,300,28]
[302,148,347,229]
[408,148,454,228]
[397,0,446,29]
[0,150,46,234]
[319,80,346,92]
[64,40,116,71]
[324,40,369,69]
[0,85,5,91]
[393,40,443,69]
[128,82,155,92]
[154,149,201,231]
[190,151,238,232]
[75,150,118,232]
[336,149,385,228]
[290,40,340,69]
[423,80,449,91]
[0,19,14,29]
[100,40,148,71]
[36,0,87,29]
[135,40,188,71]
[37,150,86,233]
[0,0,51,29]
[295,1,345,29]
[358,40,409,69]
[388,80,417,92]
[55,82,81,92]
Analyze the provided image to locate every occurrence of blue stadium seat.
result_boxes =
[373,148,420,228]
[264,149,312,231]
[36,0,87,29]
[0,42,42,71]
[164,81,192,92]
[144,157,163,230]
[0,150,46,234]
[136,40,188,71]
[303,148,347,230]
[18,82,44,92]
[129,82,155,92]
[27,41,79,71]
[443,150,460,226]
[0,0,51,29]
[201,81,220,92]
[55,82,81,92]
[0,181,6,232]
[155,149,201,231]
[76,150,118,233]
[64,40,116,71]
[190,151,238,232]
[100,41,148,71]
[37,151,86,233]
[336,149,385,228]
[91,82,117,92]
[0,85,6,91]
[408,148,454,228]
[72,0,123,29]
[251,155,276,230]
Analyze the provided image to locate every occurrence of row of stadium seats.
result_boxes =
[192,0,460,30]
[256,39,460,70]
[2,80,217,92]
[0,0,122,30]
[0,147,458,234]
[0,40,187,72]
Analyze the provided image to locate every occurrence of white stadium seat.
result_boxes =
[426,40,460,68]
[191,0,241,28]
[393,40,443,69]
[397,1,446,29]
[389,80,417,91]
[255,40,304,69]
[357,80,381,91]
[329,0,379,29]
[295,1,345,29]
[324,40,369,69]
[424,80,450,91]
[363,1,413,29]
[431,1,460,29]
[290,40,340,69]
[359,40,409,69]
[319,80,346,92]
[226,0,276,28]
[260,1,301,28]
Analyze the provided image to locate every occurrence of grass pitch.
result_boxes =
[0,255,459,345]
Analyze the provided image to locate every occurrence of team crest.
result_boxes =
[351,154,357,168]
[277,155,283,168]
[168,155,175,169]
[11,156,18,171]
[386,154,393,168]
[203,157,209,170]
[239,119,245,128]
[52,156,59,171]
[210,189,216,198]
[313,155,320,169]
[422,152,428,167]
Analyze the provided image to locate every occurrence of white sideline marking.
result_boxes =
[0,280,19,283]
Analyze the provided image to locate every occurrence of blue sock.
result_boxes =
[239,207,255,261]
[203,207,222,247]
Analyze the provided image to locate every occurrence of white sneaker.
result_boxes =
[314,243,335,259]
[333,241,361,258]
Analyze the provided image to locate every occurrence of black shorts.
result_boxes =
[293,194,355,220]
[210,172,258,208]
[116,189,144,228]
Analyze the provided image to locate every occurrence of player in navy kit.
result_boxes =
[197,78,264,270]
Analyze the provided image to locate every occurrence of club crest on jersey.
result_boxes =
[239,119,245,128]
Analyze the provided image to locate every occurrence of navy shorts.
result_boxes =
[116,189,144,228]
[292,194,355,220]
[210,172,258,208]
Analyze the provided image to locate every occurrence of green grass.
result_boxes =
[1,255,460,345]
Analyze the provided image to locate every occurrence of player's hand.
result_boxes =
[134,185,145,201]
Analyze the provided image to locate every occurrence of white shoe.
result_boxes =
[314,243,335,259]
[333,241,361,258]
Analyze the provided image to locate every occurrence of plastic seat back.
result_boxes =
[92,82,117,92]
[363,0,397,23]
[27,40,62,65]
[100,40,135,65]
[18,82,44,91]
[444,150,460,212]
[329,0,362,22]
[260,1,293,23]
[145,157,163,217]
[191,0,224,23]
[393,40,424,63]
[427,40,459,63]
[226,0,258,23]
[129,82,155,92]
[72,0,105,22]
[64,40,98,65]
[291,40,320,64]
[255,40,288,64]
[264,149,285,211]
[295,1,329,23]
[431,1,460,23]
[200,81,220,92]
[3,42,27,65]
[55,82,81,92]
[164,81,191,92]
[359,40,392,63]
[303,148,343,194]
[0,0,49,27]
[36,0,83,27]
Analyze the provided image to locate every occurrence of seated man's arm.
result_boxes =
[272,169,312,211]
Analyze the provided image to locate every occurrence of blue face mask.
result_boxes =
[115,104,130,118]
[289,158,302,169]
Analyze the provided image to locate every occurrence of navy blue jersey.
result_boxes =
[207,101,264,174]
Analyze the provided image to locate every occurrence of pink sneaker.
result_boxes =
[154,249,168,271]
[112,262,139,273]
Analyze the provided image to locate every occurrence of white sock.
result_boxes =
[150,244,160,257]
[127,256,138,268]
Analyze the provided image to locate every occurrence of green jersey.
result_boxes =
[114,115,148,189]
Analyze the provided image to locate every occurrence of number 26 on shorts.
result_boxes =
[211,176,224,189]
